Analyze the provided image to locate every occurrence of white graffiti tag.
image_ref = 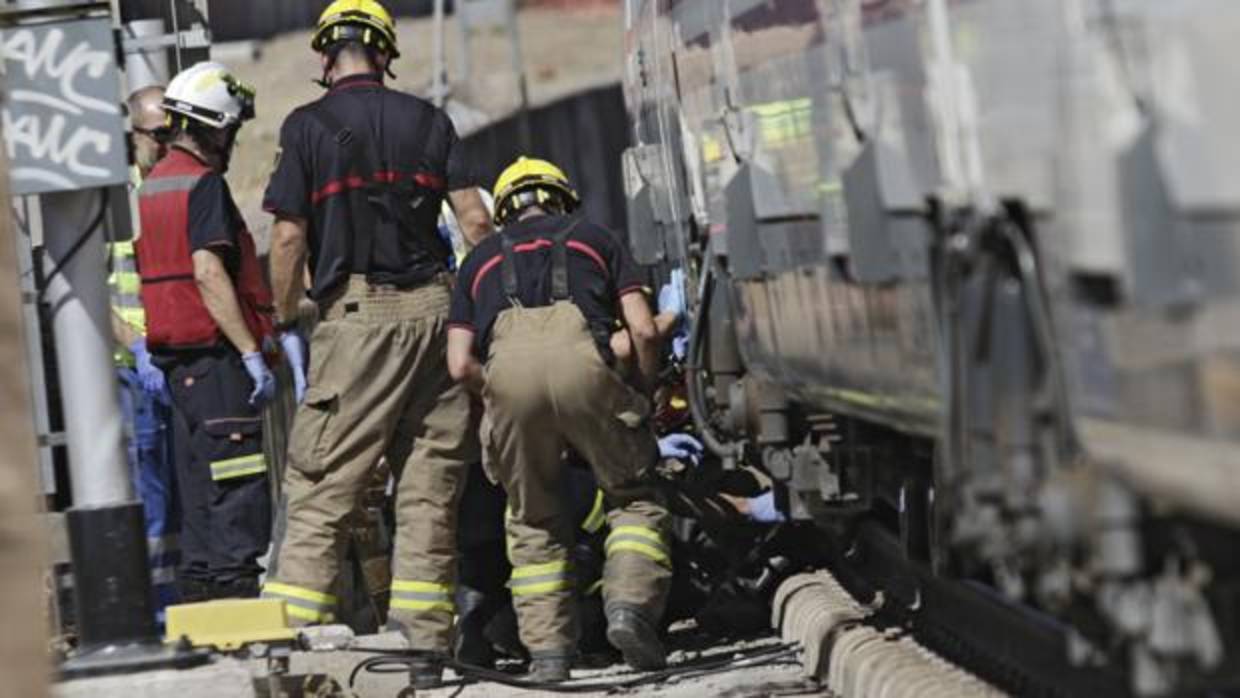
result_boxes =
[1,24,121,191]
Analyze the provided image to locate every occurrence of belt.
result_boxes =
[318,273,452,323]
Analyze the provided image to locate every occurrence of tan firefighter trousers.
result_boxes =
[482,301,671,657]
[264,275,478,653]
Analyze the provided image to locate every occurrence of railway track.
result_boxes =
[775,521,1131,698]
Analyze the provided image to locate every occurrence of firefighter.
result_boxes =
[448,157,671,682]
[261,0,492,687]
[110,85,180,618]
[135,62,274,602]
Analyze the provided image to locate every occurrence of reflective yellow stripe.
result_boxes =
[390,598,455,612]
[608,526,664,546]
[112,271,141,296]
[511,560,570,579]
[606,526,671,568]
[390,579,455,613]
[586,579,603,596]
[581,489,606,534]
[511,579,574,596]
[262,582,337,606]
[117,306,147,326]
[211,453,267,481]
[284,603,331,622]
[391,580,452,594]
[606,540,672,568]
[509,559,573,596]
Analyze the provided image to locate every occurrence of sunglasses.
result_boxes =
[133,126,173,144]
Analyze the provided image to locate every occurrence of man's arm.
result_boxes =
[270,215,309,326]
[620,292,659,394]
[193,249,259,354]
[447,327,484,395]
[447,188,494,247]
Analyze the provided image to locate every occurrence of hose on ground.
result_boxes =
[347,641,801,694]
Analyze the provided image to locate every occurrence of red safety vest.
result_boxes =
[136,147,273,351]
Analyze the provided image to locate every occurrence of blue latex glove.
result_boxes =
[279,331,308,404]
[746,491,787,524]
[129,338,167,397]
[670,330,690,362]
[242,351,276,408]
[658,268,687,319]
[658,433,703,464]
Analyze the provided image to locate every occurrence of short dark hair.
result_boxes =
[326,39,384,72]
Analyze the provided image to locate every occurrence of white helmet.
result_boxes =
[162,61,255,130]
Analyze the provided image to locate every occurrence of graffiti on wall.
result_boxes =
[1,18,128,195]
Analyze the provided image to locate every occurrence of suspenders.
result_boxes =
[303,91,451,280]
[499,217,584,305]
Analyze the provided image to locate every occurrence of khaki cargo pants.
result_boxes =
[264,276,478,653]
[483,301,671,657]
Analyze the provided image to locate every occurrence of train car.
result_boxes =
[621,0,1240,694]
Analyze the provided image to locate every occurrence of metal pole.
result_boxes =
[507,0,533,151]
[431,0,448,107]
[40,189,131,508]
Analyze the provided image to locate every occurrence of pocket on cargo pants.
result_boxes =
[287,386,339,478]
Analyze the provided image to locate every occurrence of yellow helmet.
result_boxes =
[313,0,399,58]
[493,157,581,226]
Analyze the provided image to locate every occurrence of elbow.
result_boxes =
[463,212,493,244]
[271,219,306,252]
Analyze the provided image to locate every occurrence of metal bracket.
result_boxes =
[121,25,209,54]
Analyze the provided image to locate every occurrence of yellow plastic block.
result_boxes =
[165,598,299,651]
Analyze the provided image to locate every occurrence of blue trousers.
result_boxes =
[117,368,181,618]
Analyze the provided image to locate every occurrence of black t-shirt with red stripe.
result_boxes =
[263,72,475,300]
[449,214,646,361]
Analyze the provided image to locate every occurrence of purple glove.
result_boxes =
[242,351,276,408]
[658,433,703,464]
[129,339,167,397]
[746,491,786,524]
[279,331,307,404]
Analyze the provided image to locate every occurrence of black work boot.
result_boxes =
[213,577,260,599]
[408,652,446,690]
[605,604,667,671]
[454,586,498,668]
[177,578,213,604]
[526,655,572,683]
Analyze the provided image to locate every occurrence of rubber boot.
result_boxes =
[526,655,572,683]
[454,586,497,668]
[605,604,667,671]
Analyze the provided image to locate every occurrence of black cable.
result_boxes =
[347,642,800,694]
[37,190,110,305]
[684,260,740,460]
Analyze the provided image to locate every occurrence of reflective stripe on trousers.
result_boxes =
[262,582,337,623]
[508,560,574,597]
[581,489,606,534]
[210,453,267,481]
[605,525,671,568]
[148,534,180,586]
[390,579,455,613]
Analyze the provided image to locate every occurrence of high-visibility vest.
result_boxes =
[136,148,273,351]
[108,240,146,366]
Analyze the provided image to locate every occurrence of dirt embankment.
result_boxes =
[218,5,622,247]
